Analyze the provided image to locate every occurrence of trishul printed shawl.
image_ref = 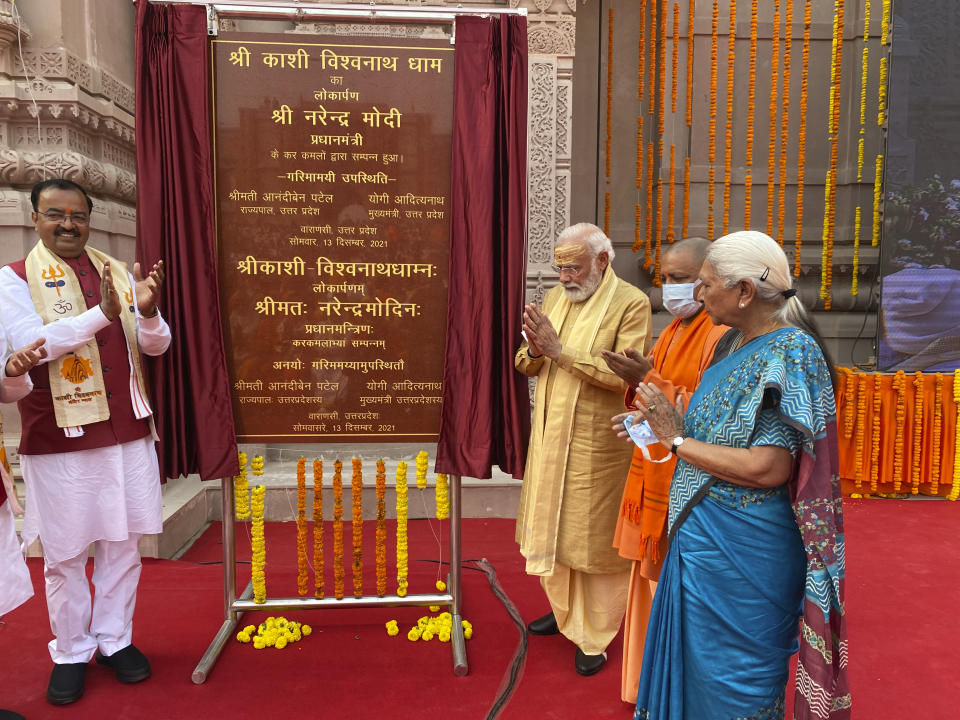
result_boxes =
[669,327,851,719]
[25,241,152,434]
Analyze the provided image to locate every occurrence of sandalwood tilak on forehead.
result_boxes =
[554,243,585,266]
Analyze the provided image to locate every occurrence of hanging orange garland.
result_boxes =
[333,459,344,600]
[911,372,924,495]
[645,141,655,269]
[722,0,736,235]
[606,7,613,181]
[351,458,363,598]
[296,457,308,596]
[639,0,648,102]
[892,370,906,493]
[682,156,691,238]
[854,373,867,488]
[650,0,658,109]
[375,459,387,596]
[708,0,719,240]
[952,370,960,501]
[744,0,758,229]
[654,0,667,280]
[671,2,680,115]
[635,116,646,254]
[767,0,782,238]
[312,459,324,598]
[870,372,881,492]
[792,0,813,277]
[843,370,856,438]
[778,0,795,246]
[931,374,943,495]
[821,0,845,311]
[667,144,676,244]
[685,0,696,128]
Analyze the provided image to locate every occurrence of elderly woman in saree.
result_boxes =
[624,231,850,720]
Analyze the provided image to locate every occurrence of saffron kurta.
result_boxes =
[515,266,652,576]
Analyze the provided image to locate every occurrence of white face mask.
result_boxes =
[661,281,702,319]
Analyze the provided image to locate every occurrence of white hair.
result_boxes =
[557,222,616,261]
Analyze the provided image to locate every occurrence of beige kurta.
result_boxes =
[515,266,652,576]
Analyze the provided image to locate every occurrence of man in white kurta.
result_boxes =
[0,179,170,706]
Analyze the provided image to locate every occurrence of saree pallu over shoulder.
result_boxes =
[651,328,850,719]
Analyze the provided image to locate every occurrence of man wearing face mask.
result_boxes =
[600,236,728,703]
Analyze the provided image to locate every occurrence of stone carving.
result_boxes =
[527,60,557,265]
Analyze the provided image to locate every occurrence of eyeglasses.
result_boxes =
[551,264,583,274]
[37,210,90,226]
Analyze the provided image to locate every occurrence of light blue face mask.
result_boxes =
[661,280,703,319]
[623,414,673,462]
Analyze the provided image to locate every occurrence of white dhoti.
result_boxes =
[0,499,33,617]
[540,561,631,656]
[20,436,161,663]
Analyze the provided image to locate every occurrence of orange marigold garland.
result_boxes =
[296,457,308,596]
[667,144,676,244]
[870,372,882,492]
[395,460,409,595]
[931,374,943,495]
[639,0,648,102]
[821,0,846,311]
[351,458,363,598]
[854,373,867,489]
[333,459,344,600]
[722,0,736,235]
[911,372,924,495]
[708,0,719,240]
[778,0,795,246]
[685,0,696,128]
[606,7,613,181]
[842,370,856,438]
[744,0,759,229]
[892,370,906,493]
[671,2,680,114]
[376,459,387,596]
[655,0,667,280]
[767,0,782,238]
[251,484,266,603]
[313,459,324,598]
[645,141,655,269]
[951,370,960,501]
[793,0,813,277]
[682,156,691,238]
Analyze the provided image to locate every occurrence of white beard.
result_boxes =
[562,265,603,303]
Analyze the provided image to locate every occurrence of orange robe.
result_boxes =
[614,310,727,703]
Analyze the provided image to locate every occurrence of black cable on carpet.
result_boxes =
[419,558,528,720]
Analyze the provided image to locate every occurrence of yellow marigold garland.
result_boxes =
[376,459,387,596]
[892,371,906,492]
[708,0,719,240]
[857,0,871,182]
[234,450,250,520]
[416,450,429,490]
[951,370,960,501]
[251,484,266,603]
[723,0,736,235]
[854,373,867,488]
[852,206,861,296]
[767,0,782,238]
[931,374,943,495]
[821,0,846,311]
[793,0,813,277]
[877,57,887,127]
[251,454,264,476]
[911,372,924,495]
[873,154,884,246]
[778,0,794,246]
[870,372,881,492]
[351,458,363,598]
[296,457,308,596]
[395,460,409,595]
[436,473,450,520]
[333,459,344,600]
[313,459,324,598]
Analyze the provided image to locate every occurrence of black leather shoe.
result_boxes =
[527,611,559,636]
[0,711,26,720]
[46,662,86,705]
[575,648,607,676]
[95,644,151,684]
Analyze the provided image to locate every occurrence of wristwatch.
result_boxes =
[670,436,685,454]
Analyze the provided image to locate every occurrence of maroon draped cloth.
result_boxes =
[435,16,531,480]
[134,1,239,481]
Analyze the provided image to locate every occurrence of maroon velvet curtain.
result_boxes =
[435,16,531,480]
[134,2,239,481]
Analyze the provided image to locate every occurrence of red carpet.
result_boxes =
[0,499,957,719]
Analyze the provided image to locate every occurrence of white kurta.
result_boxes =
[0,264,171,563]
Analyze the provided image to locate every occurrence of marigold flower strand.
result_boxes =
[778,0,795,246]
[333,459,344,600]
[767,0,782,238]
[395,460,409,595]
[951,370,960,501]
[234,451,250,520]
[722,0,736,234]
[872,154,884,246]
[351,458,363,598]
[296,457,308,596]
[313,459,324,598]
[436,473,449,520]
[251,484,267,603]
[685,0,696,128]
[793,0,813,277]
[932,375,943,495]
[870,372,881,492]
[911,372,924,495]
[708,0,719,240]
[854,373,867,489]
[638,0,647,102]
[682,156,691,238]
[893,371,906,493]
[671,2,679,115]
[743,0,758,228]
[376,459,387,596]
[667,144,676,246]
[645,141,655,269]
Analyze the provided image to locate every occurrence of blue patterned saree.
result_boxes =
[635,328,850,720]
